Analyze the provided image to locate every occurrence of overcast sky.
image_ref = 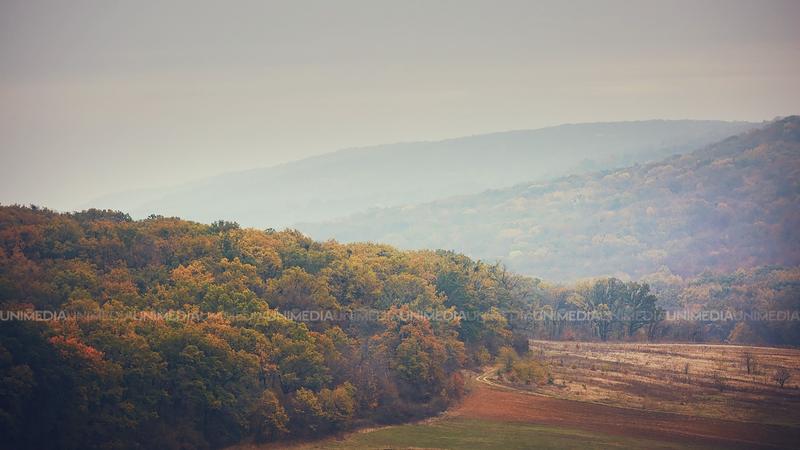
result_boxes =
[1,0,798,210]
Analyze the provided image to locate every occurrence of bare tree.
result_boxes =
[712,371,725,392]
[774,367,791,388]
[743,352,757,374]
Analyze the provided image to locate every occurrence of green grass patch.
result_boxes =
[307,417,719,449]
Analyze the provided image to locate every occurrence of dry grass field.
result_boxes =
[522,340,800,427]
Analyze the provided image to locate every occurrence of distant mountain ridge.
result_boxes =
[300,117,800,281]
[88,120,758,228]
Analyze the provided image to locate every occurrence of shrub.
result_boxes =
[511,360,549,386]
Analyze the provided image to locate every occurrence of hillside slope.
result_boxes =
[88,120,756,228]
[301,117,800,280]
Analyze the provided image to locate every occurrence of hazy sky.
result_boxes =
[1,0,798,210]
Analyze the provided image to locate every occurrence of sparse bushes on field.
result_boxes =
[498,346,519,372]
[712,371,726,392]
[510,360,550,385]
[743,352,757,375]
[497,346,550,386]
[773,367,791,388]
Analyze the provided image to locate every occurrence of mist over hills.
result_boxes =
[88,120,756,228]
[301,117,800,281]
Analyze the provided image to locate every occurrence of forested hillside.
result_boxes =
[0,206,541,449]
[303,117,800,281]
[88,120,756,228]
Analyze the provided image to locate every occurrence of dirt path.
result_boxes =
[454,367,800,449]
